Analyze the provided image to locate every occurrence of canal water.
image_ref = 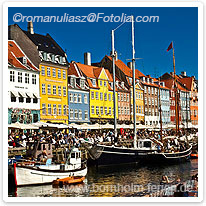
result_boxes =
[9,159,198,197]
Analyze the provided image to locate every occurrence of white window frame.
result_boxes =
[41,66,45,76]
[58,86,61,96]
[47,84,51,95]
[53,85,56,95]
[18,72,22,83]
[47,67,51,76]
[52,68,56,77]
[58,69,61,79]
[42,84,46,94]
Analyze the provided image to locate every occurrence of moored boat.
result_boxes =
[14,148,87,186]
[52,176,85,186]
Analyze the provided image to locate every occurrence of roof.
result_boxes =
[106,55,145,78]
[8,40,39,71]
[178,77,193,91]
[23,30,66,56]
[68,63,79,77]
[161,79,188,92]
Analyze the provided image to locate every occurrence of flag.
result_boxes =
[167,42,173,52]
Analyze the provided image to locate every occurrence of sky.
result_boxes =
[8,7,198,78]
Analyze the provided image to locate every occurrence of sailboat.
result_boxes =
[82,16,158,166]
[143,42,192,163]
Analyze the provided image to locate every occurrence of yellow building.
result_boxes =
[130,80,144,124]
[39,63,68,124]
[75,63,118,123]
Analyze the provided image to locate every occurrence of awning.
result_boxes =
[26,92,33,98]
[18,91,27,98]
[11,91,19,97]
[33,93,40,98]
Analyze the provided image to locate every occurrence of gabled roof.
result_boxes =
[161,79,188,92]
[23,30,66,56]
[8,40,39,71]
[106,55,145,78]
[178,77,193,91]
[68,63,79,77]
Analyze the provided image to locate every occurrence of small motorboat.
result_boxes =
[190,153,198,159]
[52,176,85,186]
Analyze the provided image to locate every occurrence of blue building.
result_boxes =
[68,63,90,124]
[158,82,170,125]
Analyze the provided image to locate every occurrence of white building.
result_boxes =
[8,40,40,124]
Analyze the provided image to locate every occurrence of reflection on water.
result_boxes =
[9,159,198,197]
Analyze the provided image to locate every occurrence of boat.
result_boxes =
[142,42,192,163]
[52,176,85,186]
[14,147,87,186]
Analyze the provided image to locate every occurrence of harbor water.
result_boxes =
[8,159,198,197]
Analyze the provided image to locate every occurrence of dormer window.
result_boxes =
[92,79,96,86]
[121,82,124,88]
[22,57,27,65]
[80,79,85,89]
[142,77,145,83]
[129,78,132,84]
[151,79,154,84]
[70,78,74,87]
[110,82,113,89]
[147,78,150,83]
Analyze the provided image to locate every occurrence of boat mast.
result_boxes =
[131,15,137,148]
[172,42,180,136]
[158,78,163,143]
[111,30,117,138]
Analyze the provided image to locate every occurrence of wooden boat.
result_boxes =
[190,153,198,159]
[52,176,85,186]
[14,148,87,186]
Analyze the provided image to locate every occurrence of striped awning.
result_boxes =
[10,91,19,97]
[33,93,40,98]
[18,91,27,98]
[26,92,33,98]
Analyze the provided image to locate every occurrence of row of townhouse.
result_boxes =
[8,22,198,126]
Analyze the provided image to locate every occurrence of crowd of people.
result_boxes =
[8,128,198,150]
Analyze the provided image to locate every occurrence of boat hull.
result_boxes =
[87,145,154,166]
[15,165,87,186]
[143,146,192,164]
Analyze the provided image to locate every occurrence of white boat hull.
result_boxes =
[15,165,87,186]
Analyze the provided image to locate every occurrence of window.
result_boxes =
[139,106,141,114]
[10,71,15,82]
[104,93,107,101]
[118,107,121,115]
[25,73,29,84]
[136,105,138,113]
[63,70,66,79]
[63,87,66,96]
[109,107,112,115]
[151,88,153,95]
[121,107,124,115]
[84,94,88,104]
[127,107,130,115]
[47,67,51,76]
[96,106,99,115]
[63,105,67,115]
[145,97,147,105]
[92,79,96,86]
[53,85,56,95]
[69,93,73,102]
[47,84,51,94]
[121,94,123,101]
[104,81,107,87]
[142,106,144,114]
[78,94,82,103]
[26,97,31,103]
[100,80,102,86]
[109,93,111,101]
[58,86,61,96]
[100,106,103,115]
[127,94,129,102]
[91,106,95,114]
[18,72,22,83]
[152,99,154,105]
[139,92,141,99]
[96,92,99,100]
[141,93,143,100]
[136,91,138,100]
[32,74,36,84]
[74,94,77,103]
[79,110,82,119]
[58,69,61,79]
[19,96,24,103]
[42,104,46,115]
[53,104,57,115]
[70,109,74,119]
[70,78,74,87]
[118,93,120,101]
[42,84,46,94]
[144,86,147,93]
[91,91,94,99]
[85,110,88,120]
[58,105,62,115]
[41,66,45,76]
[52,68,56,77]
[11,94,16,102]
[48,104,52,115]
[125,107,127,114]
[80,80,85,88]
[75,109,78,119]
[105,107,108,115]
[124,94,126,101]
[148,87,150,94]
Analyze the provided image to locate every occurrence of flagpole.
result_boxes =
[172,42,179,136]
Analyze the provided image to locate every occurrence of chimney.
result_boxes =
[84,52,91,65]
[127,62,132,69]
[27,22,34,34]
[114,51,118,61]
[181,71,187,77]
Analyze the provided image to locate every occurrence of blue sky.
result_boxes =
[8,7,198,78]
